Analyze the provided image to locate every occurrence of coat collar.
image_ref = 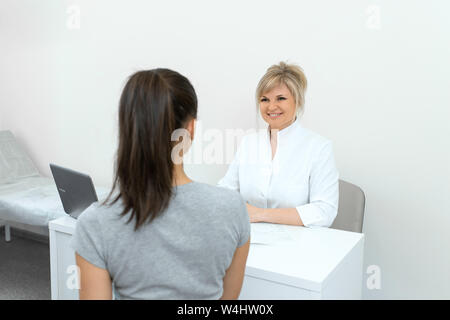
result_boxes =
[266,117,301,140]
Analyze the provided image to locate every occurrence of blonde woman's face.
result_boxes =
[259,83,297,130]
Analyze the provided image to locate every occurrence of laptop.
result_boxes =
[50,163,98,219]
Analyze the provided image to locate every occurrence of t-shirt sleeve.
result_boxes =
[70,205,107,270]
[235,194,251,248]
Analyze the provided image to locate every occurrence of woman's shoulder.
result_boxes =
[190,181,243,201]
[76,198,123,227]
[235,128,266,151]
[297,125,333,151]
[186,182,245,211]
[243,128,267,142]
[178,182,247,226]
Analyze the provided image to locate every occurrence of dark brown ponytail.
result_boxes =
[104,69,198,230]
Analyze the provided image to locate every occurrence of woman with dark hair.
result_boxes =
[71,68,250,300]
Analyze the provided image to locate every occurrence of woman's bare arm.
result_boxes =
[76,253,112,300]
[247,204,304,226]
[220,239,250,300]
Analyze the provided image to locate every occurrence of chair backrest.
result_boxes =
[331,179,366,233]
[0,130,39,183]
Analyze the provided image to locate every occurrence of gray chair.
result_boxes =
[331,180,366,233]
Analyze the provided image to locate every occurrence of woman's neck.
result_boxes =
[172,164,192,186]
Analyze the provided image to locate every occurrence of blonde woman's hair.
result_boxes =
[256,61,308,116]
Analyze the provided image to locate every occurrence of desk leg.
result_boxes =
[5,224,11,242]
[49,229,59,300]
[48,230,79,300]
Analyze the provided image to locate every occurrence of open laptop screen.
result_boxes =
[50,163,98,219]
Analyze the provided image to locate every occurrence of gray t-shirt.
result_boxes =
[70,181,250,300]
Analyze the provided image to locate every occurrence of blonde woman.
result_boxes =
[218,62,339,227]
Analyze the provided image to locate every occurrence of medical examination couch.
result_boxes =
[0,130,110,242]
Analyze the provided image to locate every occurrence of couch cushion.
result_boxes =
[0,176,66,226]
[0,131,39,183]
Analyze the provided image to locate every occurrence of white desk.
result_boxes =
[49,216,78,300]
[49,217,364,300]
[240,223,364,299]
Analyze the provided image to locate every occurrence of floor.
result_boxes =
[0,227,51,300]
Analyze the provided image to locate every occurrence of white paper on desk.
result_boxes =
[250,223,294,245]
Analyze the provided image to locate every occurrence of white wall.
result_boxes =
[1,0,449,299]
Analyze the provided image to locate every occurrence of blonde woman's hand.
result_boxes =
[246,203,264,223]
